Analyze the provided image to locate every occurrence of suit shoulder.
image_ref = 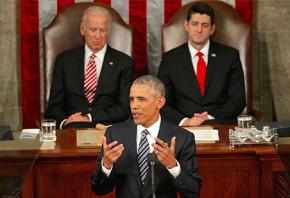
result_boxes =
[164,120,194,138]
[162,42,188,58]
[107,46,133,62]
[56,47,83,59]
[106,119,133,134]
[211,40,239,54]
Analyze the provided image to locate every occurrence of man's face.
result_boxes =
[80,13,109,53]
[184,13,215,50]
[130,84,165,128]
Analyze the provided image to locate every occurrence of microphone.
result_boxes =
[147,153,158,198]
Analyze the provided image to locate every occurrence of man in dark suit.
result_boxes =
[91,75,201,198]
[157,2,246,126]
[44,5,134,128]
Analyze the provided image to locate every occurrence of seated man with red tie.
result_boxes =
[44,5,134,128]
[157,2,246,126]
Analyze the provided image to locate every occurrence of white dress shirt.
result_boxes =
[188,40,210,75]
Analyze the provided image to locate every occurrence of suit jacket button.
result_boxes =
[89,107,92,111]
[203,106,207,111]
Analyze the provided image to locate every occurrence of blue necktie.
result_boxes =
[137,129,150,185]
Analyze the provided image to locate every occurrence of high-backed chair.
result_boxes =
[43,2,132,104]
[162,0,261,120]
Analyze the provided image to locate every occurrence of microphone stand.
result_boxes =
[148,153,156,198]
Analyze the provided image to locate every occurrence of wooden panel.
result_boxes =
[198,157,259,198]
[0,158,35,198]
[34,160,115,198]
[273,172,290,198]
[260,154,290,198]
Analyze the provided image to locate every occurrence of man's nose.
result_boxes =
[197,25,202,32]
[95,30,101,38]
[130,100,138,109]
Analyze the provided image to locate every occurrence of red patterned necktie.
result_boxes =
[84,54,97,103]
[196,51,206,95]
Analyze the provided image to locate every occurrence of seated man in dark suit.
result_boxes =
[91,75,201,198]
[157,2,246,126]
[44,5,134,128]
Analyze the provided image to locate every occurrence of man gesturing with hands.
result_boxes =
[91,75,201,198]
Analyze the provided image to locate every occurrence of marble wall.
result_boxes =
[0,0,290,129]
[252,0,290,121]
[0,0,21,130]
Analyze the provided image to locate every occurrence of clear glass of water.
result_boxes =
[41,119,56,142]
[237,115,253,143]
[237,115,253,129]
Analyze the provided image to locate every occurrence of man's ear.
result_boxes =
[184,20,189,32]
[210,24,216,35]
[80,23,85,36]
[157,96,166,109]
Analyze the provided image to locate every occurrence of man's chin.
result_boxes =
[132,118,142,125]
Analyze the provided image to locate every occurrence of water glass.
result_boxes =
[237,115,253,129]
[41,119,56,142]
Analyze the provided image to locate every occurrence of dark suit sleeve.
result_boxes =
[91,127,116,195]
[209,50,246,118]
[173,132,201,197]
[44,55,67,126]
[158,55,188,125]
[90,58,134,124]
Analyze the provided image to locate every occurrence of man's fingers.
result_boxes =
[102,136,107,148]
[154,137,168,148]
[170,136,176,152]
[109,146,124,162]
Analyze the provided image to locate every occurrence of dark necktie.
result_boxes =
[196,51,206,95]
[137,129,150,185]
[84,54,97,103]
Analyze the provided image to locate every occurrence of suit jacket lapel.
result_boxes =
[180,44,203,101]
[93,46,115,100]
[204,41,217,96]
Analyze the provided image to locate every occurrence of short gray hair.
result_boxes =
[82,5,111,26]
[132,75,165,97]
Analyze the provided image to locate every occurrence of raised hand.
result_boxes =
[153,137,177,169]
[102,136,124,169]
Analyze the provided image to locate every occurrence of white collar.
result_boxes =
[85,44,107,60]
[188,40,210,57]
[137,115,161,138]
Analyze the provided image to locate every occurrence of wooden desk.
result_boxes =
[0,126,289,198]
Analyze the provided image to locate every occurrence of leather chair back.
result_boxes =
[162,0,252,114]
[43,2,132,103]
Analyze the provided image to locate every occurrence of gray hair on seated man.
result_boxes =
[81,5,112,29]
[132,75,165,97]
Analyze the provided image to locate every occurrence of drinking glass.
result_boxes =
[41,119,56,142]
[237,115,253,129]
[237,115,253,143]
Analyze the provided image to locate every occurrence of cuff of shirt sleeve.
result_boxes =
[86,113,92,122]
[179,118,188,126]
[207,114,215,120]
[167,160,181,178]
[101,158,113,177]
[59,119,67,129]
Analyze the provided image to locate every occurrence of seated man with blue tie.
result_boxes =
[157,2,246,126]
[91,75,201,198]
[44,5,134,128]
